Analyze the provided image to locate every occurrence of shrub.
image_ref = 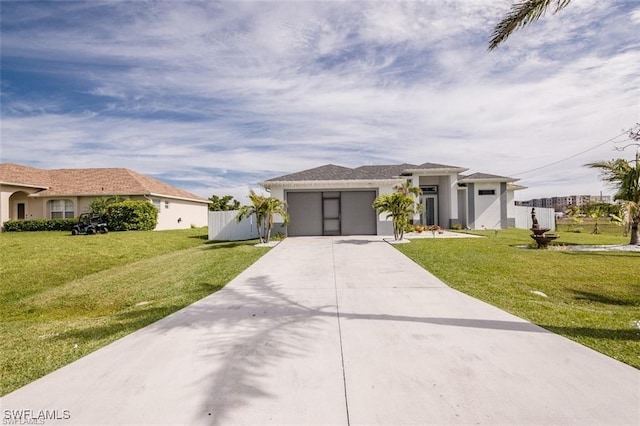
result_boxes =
[3,218,77,232]
[104,200,158,231]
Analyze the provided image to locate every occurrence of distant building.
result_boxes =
[515,194,612,212]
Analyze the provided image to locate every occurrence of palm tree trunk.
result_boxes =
[630,219,639,245]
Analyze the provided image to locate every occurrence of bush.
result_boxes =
[3,218,77,232]
[105,200,158,231]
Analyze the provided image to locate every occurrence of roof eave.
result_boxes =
[261,178,406,188]
[403,167,469,174]
[0,181,49,190]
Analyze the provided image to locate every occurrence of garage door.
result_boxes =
[286,191,377,236]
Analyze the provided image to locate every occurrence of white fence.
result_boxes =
[514,206,556,231]
[208,210,258,241]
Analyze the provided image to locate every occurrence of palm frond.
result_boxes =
[488,0,571,50]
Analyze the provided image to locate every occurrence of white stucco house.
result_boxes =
[260,162,524,236]
[0,163,209,230]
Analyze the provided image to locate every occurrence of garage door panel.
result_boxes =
[287,192,322,236]
[341,191,377,235]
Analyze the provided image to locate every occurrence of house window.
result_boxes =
[478,189,496,196]
[164,201,169,209]
[49,199,74,218]
[152,199,161,211]
[421,185,438,194]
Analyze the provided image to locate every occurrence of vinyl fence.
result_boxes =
[514,206,556,231]
[208,210,258,241]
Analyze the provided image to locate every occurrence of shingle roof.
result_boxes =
[459,172,517,182]
[0,163,51,187]
[265,162,470,183]
[265,164,361,182]
[0,163,207,202]
[353,164,417,179]
[414,162,463,170]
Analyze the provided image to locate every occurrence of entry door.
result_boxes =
[422,196,438,226]
[17,203,25,220]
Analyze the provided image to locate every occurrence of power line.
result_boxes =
[511,130,630,176]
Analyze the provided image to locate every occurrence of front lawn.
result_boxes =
[396,228,640,369]
[0,229,269,396]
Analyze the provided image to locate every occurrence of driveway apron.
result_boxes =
[1,236,639,425]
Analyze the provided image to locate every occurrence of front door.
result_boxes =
[422,196,438,226]
[17,203,25,220]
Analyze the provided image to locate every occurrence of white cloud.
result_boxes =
[1,0,639,202]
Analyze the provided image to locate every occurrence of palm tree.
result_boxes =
[236,190,289,244]
[489,0,572,50]
[373,184,421,241]
[586,159,640,245]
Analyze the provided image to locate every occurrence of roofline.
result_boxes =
[0,181,49,190]
[458,177,520,183]
[28,191,208,204]
[261,178,406,188]
[403,167,469,174]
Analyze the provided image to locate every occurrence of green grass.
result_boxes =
[0,229,269,396]
[396,228,640,369]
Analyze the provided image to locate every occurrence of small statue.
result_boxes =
[531,208,539,226]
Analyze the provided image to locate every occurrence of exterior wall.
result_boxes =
[0,186,206,230]
[146,197,208,230]
[456,188,468,228]
[472,182,502,229]
[376,183,396,236]
[273,182,396,236]
[1,185,46,225]
[506,188,516,227]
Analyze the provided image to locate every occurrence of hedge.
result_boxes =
[3,218,78,232]
[105,200,158,231]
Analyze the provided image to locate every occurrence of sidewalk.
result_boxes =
[1,236,638,425]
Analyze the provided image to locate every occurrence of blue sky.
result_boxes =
[1,0,639,201]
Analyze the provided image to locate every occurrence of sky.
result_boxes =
[1,0,639,202]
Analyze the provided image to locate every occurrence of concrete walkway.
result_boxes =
[2,237,639,425]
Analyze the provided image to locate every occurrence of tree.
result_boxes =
[489,0,572,50]
[586,159,640,245]
[372,184,421,241]
[236,190,289,244]
[208,194,240,211]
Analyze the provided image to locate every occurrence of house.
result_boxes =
[260,162,523,236]
[0,163,209,230]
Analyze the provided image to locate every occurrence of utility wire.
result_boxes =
[511,130,630,176]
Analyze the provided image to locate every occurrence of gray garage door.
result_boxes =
[286,191,377,236]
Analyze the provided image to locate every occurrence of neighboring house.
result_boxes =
[261,162,524,236]
[0,163,209,230]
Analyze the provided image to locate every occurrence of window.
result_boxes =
[421,185,438,194]
[50,200,74,218]
[152,199,161,211]
[478,189,496,196]
[164,201,169,209]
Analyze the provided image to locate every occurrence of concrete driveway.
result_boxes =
[2,236,639,425]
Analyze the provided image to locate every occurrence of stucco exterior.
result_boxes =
[261,163,523,235]
[0,164,209,231]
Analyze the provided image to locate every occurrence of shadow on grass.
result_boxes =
[541,325,640,342]
[570,290,639,307]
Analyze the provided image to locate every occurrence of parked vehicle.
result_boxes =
[71,213,108,235]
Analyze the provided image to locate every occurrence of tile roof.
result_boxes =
[0,163,207,202]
